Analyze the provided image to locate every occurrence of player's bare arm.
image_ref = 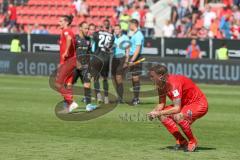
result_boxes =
[160,98,181,116]
[147,95,166,120]
[125,46,130,63]
[63,35,72,59]
[130,45,141,62]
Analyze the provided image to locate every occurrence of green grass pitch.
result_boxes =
[0,75,240,160]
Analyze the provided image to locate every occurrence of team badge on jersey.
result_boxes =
[172,89,179,97]
[64,31,69,36]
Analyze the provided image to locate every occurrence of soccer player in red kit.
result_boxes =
[147,65,208,152]
[56,15,78,113]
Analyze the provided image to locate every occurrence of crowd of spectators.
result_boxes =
[115,0,156,37]
[71,0,156,37]
[163,0,240,39]
[0,0,239,39]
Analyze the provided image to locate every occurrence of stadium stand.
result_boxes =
[14,0,119,34]
[0,0,239,38]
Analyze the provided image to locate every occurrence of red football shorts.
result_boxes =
[164,96,208,124]
[56,57,76,85]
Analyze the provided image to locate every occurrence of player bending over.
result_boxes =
[56,15,78,113]
[148,65,208,152]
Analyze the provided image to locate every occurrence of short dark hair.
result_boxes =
[130,19,139,27]
[103,19,110,29]
[149,64,168,76]
[115,24,121,28]
[79,21,87,27]
[89,23,96,28]
[103,19,110,24]
[62,15,74,25]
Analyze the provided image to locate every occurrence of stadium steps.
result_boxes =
[15,0,119,34]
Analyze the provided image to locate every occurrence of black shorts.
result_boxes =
[111,57,126,76]
[129,56,143,76]
[73,66,91,84]
[90,51,110,78]
[79,67,91,83]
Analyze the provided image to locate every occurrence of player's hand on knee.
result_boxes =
[147,111,159,120]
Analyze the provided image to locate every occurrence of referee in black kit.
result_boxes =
[128,19,144,105]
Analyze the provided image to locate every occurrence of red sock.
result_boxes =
[59,87,73,105]
[178,120,195,141]
[161,117,185,141]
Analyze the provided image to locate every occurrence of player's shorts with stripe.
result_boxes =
[111,56,125,76]
[129,55,143,76]
[164,96,208,124]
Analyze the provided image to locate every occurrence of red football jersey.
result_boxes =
[8,6,17,21]
[59,28,76,64]
[165,74,205,106]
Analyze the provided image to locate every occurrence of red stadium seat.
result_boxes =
[13,0,119,33]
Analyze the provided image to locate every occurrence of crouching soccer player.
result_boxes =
[147,65,208,152]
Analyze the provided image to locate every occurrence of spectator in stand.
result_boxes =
[162,20,175,37]
[131,5,141,22]
[31,24,41,34]
[69,1,77,15]
[183,16,193,34]
[119,11,131,35]
[177,0,190,21]
[169,2,178,25]
[10,35,21,53]
[230,19,240,39]
[144,5,156,37]
[202,5,216,29]
[116,0,125,18]
[79,0,88,16]
[191,0,200,24]
[139,4,147,28]
[176,24,186,38]
[233,5,240,21]
[198,27,208,39]
[139,0,146,10]
[39,25,49,35]
[186,39,202,59]
[73,0,82,14]
[220,6,232,19]
[216,43,229,60]
[209,18,219,38]
[7,2,17,31]
[188,27,198,39]
[219,15,231,39]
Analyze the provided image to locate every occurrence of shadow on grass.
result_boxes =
[159,146,216,152]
